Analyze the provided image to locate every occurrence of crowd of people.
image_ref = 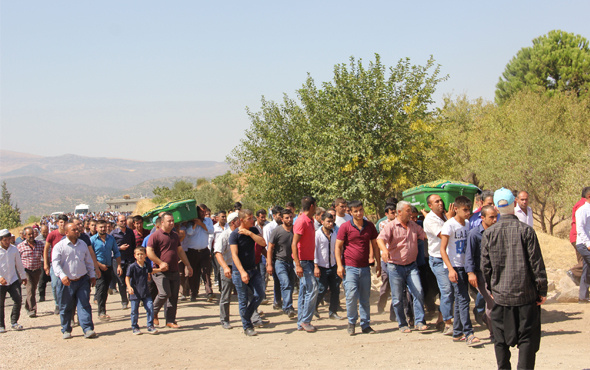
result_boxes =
[1,186,589,369]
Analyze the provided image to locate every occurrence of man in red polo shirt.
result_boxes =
[335,200,381,335]
[291,196,319,332]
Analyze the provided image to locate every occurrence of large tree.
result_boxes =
[228,54,447,215]
[0,181,21,229]
[495,30,590,104]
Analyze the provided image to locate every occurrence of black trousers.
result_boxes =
[116,261,132,305]
[491,302,541,370]
[186,249,212,297]
[0,280,22,328]
[95,267,114,315]
[38,269,52,299]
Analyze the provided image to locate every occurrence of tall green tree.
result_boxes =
[228,54,447,215]
[496,30,590,104]
[0,181,21,229]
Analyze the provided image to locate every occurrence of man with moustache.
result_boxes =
[267,209,296,318]
[111,215,136,309]
[16,227,44,318]
[91,220,122,320]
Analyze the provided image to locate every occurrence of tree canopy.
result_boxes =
[495,30,590,104]
[228,54,447,214]
[0,181,21,229]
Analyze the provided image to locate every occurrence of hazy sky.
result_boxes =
[1,1,588,162]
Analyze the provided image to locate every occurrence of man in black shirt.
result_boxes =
[267,209,296,318]
[111,215,136,309]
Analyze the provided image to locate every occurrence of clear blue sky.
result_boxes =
[1,1,588,162]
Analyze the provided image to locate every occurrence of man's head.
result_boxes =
[517,191,530,210]
[480,205,498,229]
[321,211,335,230]
[88,220,97,234]
[198,204,208,220]
[133,215,144,231]
[57,214,68,232]
[396,201,412,223]
[0,229,12,248]
[161,212,175,233]
[348,200,364,221]
[410,206,419,222]
[65,222,79,242]
[40,225,49,238]
[238,209,255,229]
[281,209,294,228]
[227,212,240,229]
[481,190,494,207]
[72,218,84,231]
[582,186,590,202]
[233,202,242,211]
[301,196,316,214]
[23,227,35,244]
[384,204,396,221]
[285,201,296,214]
[271,206,284,223]
[106,222,114,233]
[494,188,516,215]
[134,247,147,264]
[97,220,108,236]
[255,209,267,226]
[117,215,127,230]
[453,196,472,221]
[314,207,325,223]
[327,208,336,218]
[217,211,227,227]
[334,197,347,217]
[126,218,135,230]
[426,194,445,215]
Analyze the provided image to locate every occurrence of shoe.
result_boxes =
[122,303,129,309]
[286,310,296,319]
[299,323,316,333]
[442,324,453,336]
[28,312,37,318]
[221,322,233,330]
[473,308,484,326]
[54,307,60,315]
[314,310,320,319]
[362,326,376,334]
[132,328,142,335]
[328,312,344,320]
[11,323,23,331]
[147,326,159,334]
[166,322,181,329]
[567,270,581,286]
[190,296,197,302]
[62,331,72,339]
[347,324,355,336]
[244,327,257,336]
[153,317,159,326]
[207,293,214,302]
[273,303,282,310]
[84,330,98,339]
[253,319,269,328]
[99,314,111,321]
[415,322,428,331]
[39,297,45,302]
[108,289,114,295]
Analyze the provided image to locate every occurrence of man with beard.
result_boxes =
[267,209,296,318]
[91,220,122,320]
[111,215,136,309]
[16,227,44,318]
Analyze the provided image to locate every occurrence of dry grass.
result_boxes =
[537,231,576,270]
[132,198,157,216]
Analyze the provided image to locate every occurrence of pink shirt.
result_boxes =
[570,198,586,243]
[377,218,426,265]
[293,213,315,261]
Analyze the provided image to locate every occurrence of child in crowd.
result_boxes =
[126,247,158,335]
[440,196,481,346]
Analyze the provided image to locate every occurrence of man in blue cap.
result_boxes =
[481,188,547,370]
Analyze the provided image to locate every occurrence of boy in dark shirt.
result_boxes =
[126,247,158,335]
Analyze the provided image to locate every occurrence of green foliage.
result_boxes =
[228,54,447,215]
[0,181,21,229]
[152,180,195,205]
[496,30,590,104]
[26,215,39,224]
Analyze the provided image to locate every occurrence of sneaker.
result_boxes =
[147,326,159,334]
[0,327,6,334]
[179,295,188,301]
[190,296,197,302]
[132,328,142,335]
[442,325,453,336]
[253,319,269,328]
[207,293,214,302]
[329,313,344,320]
[361,326,376,334]
[244,327,257,336]
[122,303,129,309]
[221,321,233,330]
[28,312,37,318]
[286,309,296,319]
[567,270,581,286]
[299,322,316,333]
[62,331,72,339]
[273,303,282,310]
[347,324,355,336]
[84,330,98,339]
[54,307,60,315]
[11,323,23,331]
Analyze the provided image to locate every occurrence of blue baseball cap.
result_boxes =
[494,188,515,208]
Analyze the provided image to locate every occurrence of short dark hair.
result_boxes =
[57,214,69,223]
[280,209,293,217]
[96,220,107,226]
[161,212,173,219]
[454,196,472,209]
[233,202,242,211]
[218,210,227,215]
[481,190,494,203]
[133,215,143,223]
[301,196,316,212]
[411,206,419,214]
[255,209,267,217]
[348,200,363,209]
[271,205,284,215]
[285,201,296,209]
[582,187,590,198]
[385,197,398,205]
[134,246,146,254]
[321,212,334,221]
[239,209,254,220]
[334,197,346,206]
[426,194,438,206]
[384,204,396,213]
[481,205,495,217]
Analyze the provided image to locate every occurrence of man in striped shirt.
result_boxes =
[17,227,44,318]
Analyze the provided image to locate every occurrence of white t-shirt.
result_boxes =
[335,214,352,227]
[424,211,445,258]
[440,217,469,268]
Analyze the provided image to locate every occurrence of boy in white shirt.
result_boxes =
[440,196,481,346]
[0,229,27,333]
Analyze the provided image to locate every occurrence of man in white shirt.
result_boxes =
[515,191,534,227]
[212,211,229,290]
[575,186,590,303]
[314,212,343,320]
[334,197,352,227]
[0,229,27,333]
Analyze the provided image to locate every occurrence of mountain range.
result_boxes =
[0,150,230,221]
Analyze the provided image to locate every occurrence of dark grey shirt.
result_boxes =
[269,226,294,263]
[481,214,547,306]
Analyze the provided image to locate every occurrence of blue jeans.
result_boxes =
[452,267,473,337]
[130,297,154,330]
[429,256,454,321]
[59,275,94,334]
[232,268,265,330]
[344,266,371,329]
[387,262,426,328]
[274,260,294,312]
[317,265,342,315]
[50,267,62,308]
[575,243,590,300]
[297,260,318,327]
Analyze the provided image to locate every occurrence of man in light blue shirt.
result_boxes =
[91,220,122,320]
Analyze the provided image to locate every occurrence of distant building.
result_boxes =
[106,196,141,212]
